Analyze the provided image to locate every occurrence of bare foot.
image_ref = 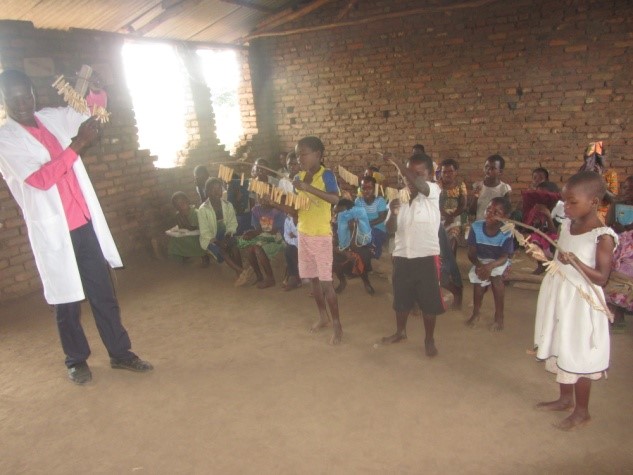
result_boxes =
[425,338,438,357]
[310,319,329,333]
[535,399,574,412]
[335,279,346,294]
[257,279,275,289]
[465,315,479,327]
[489,320,504,332]
[283,276,301,291]
[363,282,375,295]
[554,412,591,431]
[381,332,407,344]
[330,322,343,345]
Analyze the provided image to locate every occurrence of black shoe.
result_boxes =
[68,362,92,385]
[110,356,153,372]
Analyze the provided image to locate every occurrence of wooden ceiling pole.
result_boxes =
[255,0,334,32]
[134,0,202,35]
[246,0,499,41]
[335,0,358,21]
[219,0,276,12]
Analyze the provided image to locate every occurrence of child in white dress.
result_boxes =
[534,171,617,431]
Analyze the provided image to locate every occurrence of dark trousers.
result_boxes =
[439,226,463,288]
[284,244,299,277]
[55,222,135,367]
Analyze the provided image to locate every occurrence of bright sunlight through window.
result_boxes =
[122,42,188,168]
[197,49,243,153]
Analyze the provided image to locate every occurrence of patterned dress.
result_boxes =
[439,180,467,240]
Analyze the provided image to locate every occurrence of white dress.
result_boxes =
[534,220,617,383]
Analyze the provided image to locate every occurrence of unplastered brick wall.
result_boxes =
[0,21,235,302]
[250,0,633,191]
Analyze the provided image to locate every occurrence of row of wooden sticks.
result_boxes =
[218,163,411,208]
[51,75,110,123]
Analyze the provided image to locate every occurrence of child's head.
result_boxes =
[334,198,355,214]
[364,165,379,178]
[204,177,224,201]
[406,153,434,182]
[484,196,511,224]
[360,176,377,201]
[484,154,505,179]
[412,144,425,155]
[440,159,459,185]
[194,165,210,188]
[286,151,300,177]
[171,191,190,214]
[251,158,270,181]
[532,167,549,188]
[296,136,325,171]
[562,171,606,220]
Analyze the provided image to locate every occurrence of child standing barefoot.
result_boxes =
[465,197,513,331]
[381,153,445,357]
[293,137,342,345]
[534,171,617,431]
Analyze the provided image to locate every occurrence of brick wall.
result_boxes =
[249,0,633,189]
[0,21,248,302]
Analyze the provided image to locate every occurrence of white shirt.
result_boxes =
[391,182,441,258]
[474,181,512,220]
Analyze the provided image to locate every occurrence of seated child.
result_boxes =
[198,178,244,280]
[194,165,210,203]
[470,154,512,221]
[237,200,286,289]
[333,199,375,295]
[531,167,560,193]
[251,157,279,187]
[227,172,252,236]
[466,197,514,331]
[278,151,302,291]
[522,178,562,275]
[605,175,633,331]
[355,176,388,259]
[167,191,208,263]
[439,158,467,256]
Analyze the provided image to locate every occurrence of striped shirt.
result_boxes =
[355,196,388,232]
[467,220,514,260]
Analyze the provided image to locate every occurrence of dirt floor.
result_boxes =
[1,250,632,474]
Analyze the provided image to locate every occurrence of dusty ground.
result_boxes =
[1,250,632,474]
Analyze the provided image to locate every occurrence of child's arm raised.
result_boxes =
[558,234,616,286]
[386,199,400,234]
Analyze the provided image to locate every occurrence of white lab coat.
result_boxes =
[0,107,122,304]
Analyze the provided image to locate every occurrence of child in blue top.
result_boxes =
[355,175,388,258]
[466,197,514,331]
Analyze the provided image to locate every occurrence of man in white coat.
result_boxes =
[0,69,152,384]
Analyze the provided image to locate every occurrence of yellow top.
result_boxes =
[297,166,339,236]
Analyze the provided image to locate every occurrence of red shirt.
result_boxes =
[23,117,91,231]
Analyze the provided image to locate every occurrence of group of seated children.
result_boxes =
[168,141,630,335]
